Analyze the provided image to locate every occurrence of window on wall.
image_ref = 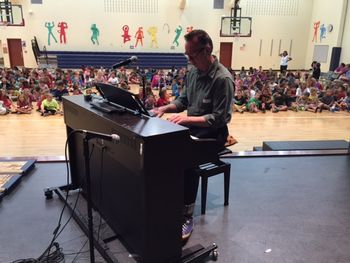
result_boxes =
[104,0,159,13]
[214,0,224,9]
[0,2,24,25]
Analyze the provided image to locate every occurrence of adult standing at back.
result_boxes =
[279,50,292,73]
[312,62,321,80]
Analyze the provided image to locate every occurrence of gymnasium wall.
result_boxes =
[340,0,350,65]
[304,0,349,71]
[232,0,313,70]
[0,0,35,67]
[2,0,348,70]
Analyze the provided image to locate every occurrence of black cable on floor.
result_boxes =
[10,130,92,263]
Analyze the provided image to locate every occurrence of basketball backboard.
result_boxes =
[0,1,24,26]
[220,16,252,37]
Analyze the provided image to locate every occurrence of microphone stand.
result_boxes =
[135,69,147,104]
[82,131,96,263]
[80,130,119,263]
[142,74,147,105]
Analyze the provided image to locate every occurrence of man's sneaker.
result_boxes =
[182,217,194,241]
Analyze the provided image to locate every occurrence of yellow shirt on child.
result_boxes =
[41,99,60,111]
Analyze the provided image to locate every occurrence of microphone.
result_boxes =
[81,129,120,142]
[112,56,138,69]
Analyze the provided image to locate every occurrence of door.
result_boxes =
[219,42,233,69]
[7,39,24,68]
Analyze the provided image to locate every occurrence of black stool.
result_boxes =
[196,148,232,215]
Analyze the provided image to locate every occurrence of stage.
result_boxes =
[0,154,349,262]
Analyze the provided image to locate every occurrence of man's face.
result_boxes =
[185,40,206,69]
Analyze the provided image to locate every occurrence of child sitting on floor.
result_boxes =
[260,88,273,113]
[156,89,170,107]
[233,90,247,113]
[36,91,48,111]
[315,88,334,113]
[246,92,261,113]
[306,88,319,112]
[293,92,310,111]
[16,94,32,114]
[51,81,69,101]
[41,93,60,116]
[0,100,7,115]
[72,84,83,95]
[145,94,156,110]
[271,87,288,113]
[0,89,14,113]
[333,91,350,112]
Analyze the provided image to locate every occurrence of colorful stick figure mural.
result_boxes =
[163,23,170,34]
[186,26,193,33]
[90,24,100,45]
[122,25,131,44]
[320,24,326,42]
[135,27,144,47]
[312,21,320,42]
[173,25,183,47]
[57,21,68,44]
[45,22,58,46]
[147,26,158,48]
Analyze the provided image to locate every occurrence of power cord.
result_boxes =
[11,242,64,263]
[10,130,94,263]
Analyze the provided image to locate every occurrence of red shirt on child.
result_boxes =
[156,97,169,107]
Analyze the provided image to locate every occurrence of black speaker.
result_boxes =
[329,47,342,71]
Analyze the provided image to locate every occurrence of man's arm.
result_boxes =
[202,77,234,128]
[167,114,207,126]
[169,77,234,127]
[152,103,178,117]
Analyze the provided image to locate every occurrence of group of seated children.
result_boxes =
[1,64,349,117]
[0,88,62,116]
[233,73,350,113]
[0,66,185,116]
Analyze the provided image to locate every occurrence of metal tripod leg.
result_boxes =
[182,243,218,262]
[53,186,120,263]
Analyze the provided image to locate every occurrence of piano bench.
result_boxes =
[196,148,232,215]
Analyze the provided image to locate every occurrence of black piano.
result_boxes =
[63,95,219,262]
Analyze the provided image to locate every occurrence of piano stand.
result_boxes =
[46,186,219,263]
[58,95,224,262]
[52,186,121,263]
[182,243,219,262]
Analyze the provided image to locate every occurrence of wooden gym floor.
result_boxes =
[0,84,349,158]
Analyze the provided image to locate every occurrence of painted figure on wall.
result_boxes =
[312,21,320,42]
[57,22,68,44]
[45,22,58,46]
[147,26,158,48]
[122,25,131,44]
[186,26,193,33]
[90,24,100,45]
[320,24,327,42]
[173,25,183,47]
[163,23,170,34]
[135,27,144,47]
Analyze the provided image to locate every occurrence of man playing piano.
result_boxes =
[152,29,234,241]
